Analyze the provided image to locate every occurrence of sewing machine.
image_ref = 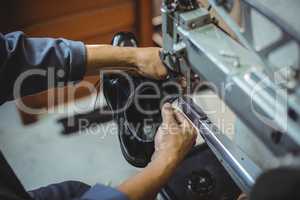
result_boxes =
[159,0,300,198]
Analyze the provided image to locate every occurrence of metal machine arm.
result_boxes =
[161,0,300,194]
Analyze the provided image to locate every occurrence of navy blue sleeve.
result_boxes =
[0,31,86,104]
[28,181,129,200]
[81,184,129,200]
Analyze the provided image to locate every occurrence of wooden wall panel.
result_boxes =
[22,2,135,40]
[12,0,128,27]
[136,0,153,46]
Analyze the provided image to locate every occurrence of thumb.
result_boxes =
[161,103,176,124]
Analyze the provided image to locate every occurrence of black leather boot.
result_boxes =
[103,32,179,167]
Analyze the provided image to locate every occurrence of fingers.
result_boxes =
[157,66,168,80]
[174,109,193,131]
[161,103,177,124]
[174,108,197,140]
[173,109,187,124]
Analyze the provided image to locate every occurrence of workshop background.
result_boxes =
[0,0,296,192]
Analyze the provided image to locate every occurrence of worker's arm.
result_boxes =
[85,45,167,80]
[78,103,196,200]
[0,31,167,104]
[117,103,197,200]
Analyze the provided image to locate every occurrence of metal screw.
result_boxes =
[211,17,219,25]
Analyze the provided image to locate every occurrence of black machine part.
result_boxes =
[161,144,241,200]
[177,0,199,10]
[250,167,300,200]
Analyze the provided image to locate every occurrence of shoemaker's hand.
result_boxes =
[152,103,197,164]
[118,103,197,200]
[134,47,168,80]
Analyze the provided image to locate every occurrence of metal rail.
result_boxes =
[174,96,261,193]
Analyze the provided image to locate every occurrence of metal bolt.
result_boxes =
[211,17,219,25]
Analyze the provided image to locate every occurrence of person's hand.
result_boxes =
[152,103,197,164]
[237,193,248,200]
[134,47,168,80]
[118,103,197,200]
